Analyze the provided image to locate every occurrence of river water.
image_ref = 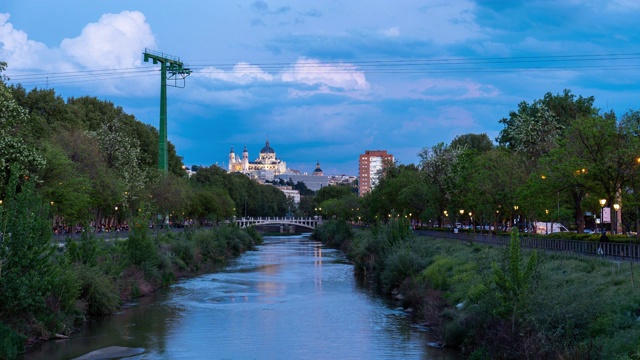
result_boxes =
[24,235,461,360]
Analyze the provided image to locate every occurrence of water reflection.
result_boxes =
[23,235,461,360]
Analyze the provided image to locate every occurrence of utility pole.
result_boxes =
[143,48,191,174]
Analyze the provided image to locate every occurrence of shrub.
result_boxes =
[75,264,120,315]
[312,219,353,249]
[126,214,159,268]
[381,244,429,292]
[421,256,455,291]
[0,321,24,360]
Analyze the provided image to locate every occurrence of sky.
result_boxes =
[2,1,640,175]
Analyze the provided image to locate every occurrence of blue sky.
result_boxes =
[2,1,640,175]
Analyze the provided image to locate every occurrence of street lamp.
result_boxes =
[459,209,464,229]
[545,209,549,234]
[513,205,519,230]
[599,199,607,234]
[613,203,620,235]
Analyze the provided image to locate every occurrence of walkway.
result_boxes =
[415,229,640,262]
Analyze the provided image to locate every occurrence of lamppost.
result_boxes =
[469,212,474,234]
[599,199,607,234]
[459,209,464,230]
[513,205,519,230]
[545,209,549,234]
[613,203,620,235]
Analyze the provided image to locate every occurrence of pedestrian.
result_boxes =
[597,230,609,255]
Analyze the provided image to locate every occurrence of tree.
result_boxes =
[497,89,596,169]
[450,133,494,155]
[39,143,93,228]
[569,112,639,232]
[0,83,45,195]
[418,143,466,227]
[0,168,56,317]
[314,185,353,206]
[492,228,538,334]
[466,148,527,230]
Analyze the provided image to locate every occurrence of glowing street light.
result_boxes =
[613,203,620,234]
[599,199,607,234]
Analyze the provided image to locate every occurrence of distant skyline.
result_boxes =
[2,1,640,175]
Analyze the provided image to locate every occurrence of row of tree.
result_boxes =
[0,62,290,232]
[314,90,640,236]
[4,57,639,236]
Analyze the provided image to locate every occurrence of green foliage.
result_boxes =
[66,231,102,267]
[0,169,55,317]
[311,219,354,249]
[126,213,158,268]
[0,320,24,360]
[421,256,456,290]
[74,263,120,315]
[492,228,538,330]
[380,241,429,292]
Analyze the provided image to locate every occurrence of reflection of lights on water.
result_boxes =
[315,243,323,290]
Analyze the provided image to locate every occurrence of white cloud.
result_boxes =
[197,57,370,99]
[60,11,155,69]
[380,27,400,37]
[280,57,370,95]
[198,62,274,84]
[385,77,498,101]
[0,13,50,69]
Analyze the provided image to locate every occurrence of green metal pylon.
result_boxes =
[143,48,191,174]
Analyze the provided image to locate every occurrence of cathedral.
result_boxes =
[228,139,288,176]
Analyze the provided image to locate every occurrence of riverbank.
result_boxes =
[1,225,261,359]
[312,219,640,359]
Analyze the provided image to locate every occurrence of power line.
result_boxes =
[7,52,640,87]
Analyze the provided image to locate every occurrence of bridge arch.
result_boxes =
[234,217,322,230]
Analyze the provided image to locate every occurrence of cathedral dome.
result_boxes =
[313,161,323,176]
[261,140,275,154]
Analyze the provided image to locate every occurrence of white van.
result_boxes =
[533,222,569,234]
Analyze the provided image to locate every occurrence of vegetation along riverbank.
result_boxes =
[0,173,262,360]
[312,218,640,359]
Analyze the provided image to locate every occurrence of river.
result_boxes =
[23,235,462,359]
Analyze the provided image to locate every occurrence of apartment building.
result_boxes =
[358,150,393,197]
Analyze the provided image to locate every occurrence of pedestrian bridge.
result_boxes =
[234,217,323,230]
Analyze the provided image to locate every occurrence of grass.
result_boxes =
[314,221,640,359]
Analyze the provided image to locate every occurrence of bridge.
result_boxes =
[234,217,323,230]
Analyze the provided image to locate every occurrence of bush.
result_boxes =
[421,256,455,291]
[381,243,429,292]
[0,321,24,360]
[126,215,159,268]
[75,264,120,315]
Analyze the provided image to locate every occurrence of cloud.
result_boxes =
[383,77,498,101]
[198,62,274,84]
[251,1,291,15]
[196,57,370,99]
[0,13,50,69]
[380,27,400,37]
[280,58,370,96]
[60,11,156,69]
